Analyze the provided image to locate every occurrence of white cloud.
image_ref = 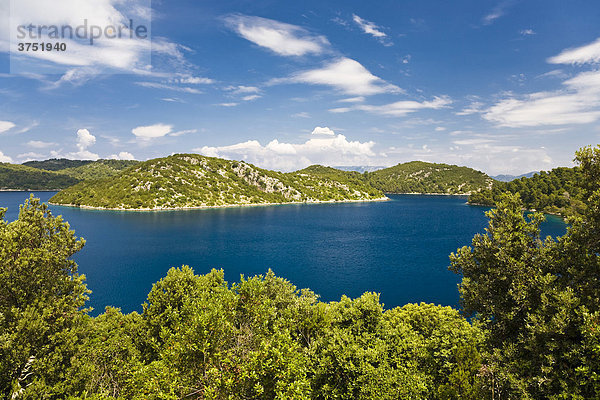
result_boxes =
[194,128,377,171]
[63,128,100,160]
[484,70,600,127]
[77,129,96,150]
[224,14,329,56]
[291,112,311,118]
[330,96,452,116]
[311,126,335,136]
[484,38,600,127]
[274,58,402,96]
[178,76,214,84]
[435,126,446,131]
[225,85,260,94]
[455,101,484,116]
[352,14,391,45]
[135,82,203,94]
[548,37,600,65]
[338,96,365,103]
[0,151,13,163]
[17,152,44,161]
[110,151,136,160]
[242,94,262,101]
[1,0,195,86]
[15,122,40,134]
[27,140,57,148]
[0,121,15,134]
[132,123,173,139]
[520,29,536,36]
[216,102,239,107]
[169,129,197,137]
[482,0,515,25]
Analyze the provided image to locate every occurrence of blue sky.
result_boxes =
[0,0,599,174]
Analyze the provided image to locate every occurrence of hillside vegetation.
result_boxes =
[0,163,80,190]
[0,159,139,190]
[50,154,385,209]
[366,161,493,194]
[468,167,585,216]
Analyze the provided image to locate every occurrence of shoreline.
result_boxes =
[385,192,470,196]
[49,196,390,212]
[0,189,64,192]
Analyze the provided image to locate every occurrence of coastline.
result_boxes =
[49,196,390,212]
[0,189,64,192]
[385,192,470,196]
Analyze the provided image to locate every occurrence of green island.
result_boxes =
[468,166,586,217]
[365,161,493,195]
[48,154,386,209]
[0,159,139,190]
[3,145,600,399]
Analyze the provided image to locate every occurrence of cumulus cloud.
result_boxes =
[0,121,15,134]
[77,128,96,150]
[224,14,329,56]
[330,96,452,116]
[311,126,335,136]
[67,128,99,160]
[110,151,136,160]
[273,58,402,96]
[194,127,377,171]
[0,151,13,163]
[484,38,600,127]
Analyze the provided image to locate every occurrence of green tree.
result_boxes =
[451,145,600,398]
[0,196,89,399]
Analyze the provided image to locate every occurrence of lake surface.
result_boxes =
[1,192,567,315]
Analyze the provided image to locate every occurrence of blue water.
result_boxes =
[0,192,567,315]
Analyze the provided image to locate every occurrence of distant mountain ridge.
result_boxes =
[492,171,538,182]
[333,166,386,173]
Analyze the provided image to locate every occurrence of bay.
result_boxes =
[0,192,567,315]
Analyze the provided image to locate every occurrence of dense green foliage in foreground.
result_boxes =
[366,161,493,194]
[0,159,139,190]
[3,145,600,399]
[50,154,384,209]
[468,166,586,216]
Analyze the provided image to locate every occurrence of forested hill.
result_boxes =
[0,159,139,190]
[365,161,493,194]
[49,154,386,209]
[468,167,586,216]
[0,163,80,190]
